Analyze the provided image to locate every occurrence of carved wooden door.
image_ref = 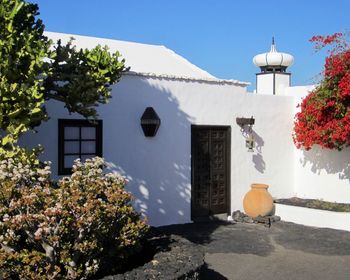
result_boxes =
[191,126,230,219]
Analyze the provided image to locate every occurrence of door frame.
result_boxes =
[190,125,231,220]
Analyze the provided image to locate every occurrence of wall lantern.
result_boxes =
[140,107,161,137]
[236,116,255,152]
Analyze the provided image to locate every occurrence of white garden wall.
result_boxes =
[294,147,350,203]
[284,86,350,204]
[22,74,296,226]
[22,75,350,226]
[275,204,350,231]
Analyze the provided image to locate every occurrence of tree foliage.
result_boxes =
[45,40,126,118]
[293,32,350,150]
[0,0,127,159]
[0,0,50,157]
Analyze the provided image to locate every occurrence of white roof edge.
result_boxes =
[44,31,165,48]
[123,71,250,87]
[160,45,217,79]
[44,31,249,86]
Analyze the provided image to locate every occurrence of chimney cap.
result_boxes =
[253,38,294,70]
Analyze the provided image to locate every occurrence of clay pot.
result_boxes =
[243,184,274,218]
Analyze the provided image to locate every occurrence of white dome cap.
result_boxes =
[253,38,294,68]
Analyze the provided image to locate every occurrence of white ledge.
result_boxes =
[275,203,350,232]
[123,71,250,87]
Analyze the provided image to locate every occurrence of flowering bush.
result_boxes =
[0,157,148,279]
[293,33,350,150]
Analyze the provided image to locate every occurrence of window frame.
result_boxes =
[58,119,103,175]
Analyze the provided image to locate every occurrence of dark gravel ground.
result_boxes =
[100,230,204,280]
[158,221,350,280]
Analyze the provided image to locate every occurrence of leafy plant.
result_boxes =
[293,32,350,150]
[0,157,148,279]
[0,0,50,157]
[0,0,127,160]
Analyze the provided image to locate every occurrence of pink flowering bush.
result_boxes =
[0,157,148,279]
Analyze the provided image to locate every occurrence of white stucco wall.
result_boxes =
[21,74,296,226]
[284,86,350,203]
[275,204,350,231]
[294,147,350,203]
[21,75,350,226]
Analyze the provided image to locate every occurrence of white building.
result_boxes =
[22,32,350,227]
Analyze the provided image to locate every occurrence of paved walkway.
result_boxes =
[160,221,350,280]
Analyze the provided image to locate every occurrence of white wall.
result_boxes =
[275,204,350,231]
[22,75,296,226]
[284,86,350,203]
[295,147,350,203]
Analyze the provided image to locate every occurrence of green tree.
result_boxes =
[0,0,127,160]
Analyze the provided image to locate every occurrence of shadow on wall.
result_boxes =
[301,146,350,181]
[240,126,266,173]
[252,130,265,173]
[104,77,194,226]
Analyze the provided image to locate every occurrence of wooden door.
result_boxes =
[191,126,230,219]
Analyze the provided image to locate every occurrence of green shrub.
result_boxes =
[0,157,148,279]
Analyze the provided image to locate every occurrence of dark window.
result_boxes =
[58,119,102,175]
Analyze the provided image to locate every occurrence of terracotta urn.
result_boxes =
[243,183,274,218]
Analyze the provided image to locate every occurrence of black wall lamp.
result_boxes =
[236,116,255,152]
[141,107,161,137]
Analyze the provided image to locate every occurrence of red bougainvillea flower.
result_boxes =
[293,32,350,151]
[338,72,350,99]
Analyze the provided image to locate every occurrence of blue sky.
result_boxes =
[31,0,349,91]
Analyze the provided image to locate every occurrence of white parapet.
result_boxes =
[275,203,350,232]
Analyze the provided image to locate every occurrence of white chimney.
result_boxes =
[253,38,294,95]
